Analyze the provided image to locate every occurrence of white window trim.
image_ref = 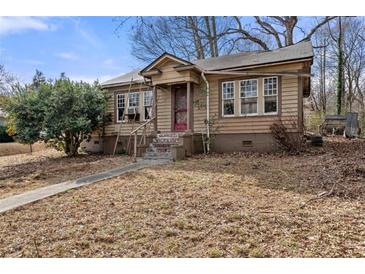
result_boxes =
[116,93,126,123]
[239,79,258,117]
[263,76,279,115]
[222,81,235,117]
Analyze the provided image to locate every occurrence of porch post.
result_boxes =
[153,85,157,132]
[187,82,191,131]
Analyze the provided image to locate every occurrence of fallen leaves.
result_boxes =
[0,136,364,257]
[0,149,132,198]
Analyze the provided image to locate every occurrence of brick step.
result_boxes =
[154,137,180,142]
[157,133,183,138]
[152,143,176,147]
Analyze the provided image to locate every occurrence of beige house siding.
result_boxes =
[192,83,207,133]
[198,62,304,135]
[156,87,172,133]
[103,84,154,137]
[151,60,200,85]
[103,61,306,137]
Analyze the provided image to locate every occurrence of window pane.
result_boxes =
[117,108,124,121]
[223,82,234,99]
[129,92,140,107]
[241,97,257,114]
[264,77,277,96]
[240,80,257,97]
[117,94,125,107]
[144,90,152,106]
[223,99,234,115]
[144,106,152,120]
[117,94,125,121]
[264,96,277,113]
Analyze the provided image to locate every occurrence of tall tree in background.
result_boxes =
[311,27,331,113]
[226,16,336,50]
[115,16,337,62]
[0,64,15,96]
[115,16,236,62]
[32,69,46,89]
[336,17,345,114]
[307,16,365,131]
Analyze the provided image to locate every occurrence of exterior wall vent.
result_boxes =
[242,140,253,147]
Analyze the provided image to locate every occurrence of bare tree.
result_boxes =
[0,64,15,96]
[309,17,365,129]
[226,16,337,50]
[115,16,236,62]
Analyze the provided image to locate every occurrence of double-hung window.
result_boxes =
[143,90,153,120]
[222,81,235,116]
[116,94,125,122]
[264,77,278,114]
[128,92,140,108]
[240,79,258,115]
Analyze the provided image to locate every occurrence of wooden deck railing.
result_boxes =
[130,116,156,161]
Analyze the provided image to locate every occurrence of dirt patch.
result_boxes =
[0,137,364,257]
[0,148,132,199]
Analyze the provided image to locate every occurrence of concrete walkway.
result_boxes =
[0,159,170,214]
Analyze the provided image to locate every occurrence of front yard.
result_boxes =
[0,137,364,257]
[0,149,132,199]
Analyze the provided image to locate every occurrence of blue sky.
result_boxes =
[0,16,142,84]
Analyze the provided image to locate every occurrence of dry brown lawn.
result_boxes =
[0,142,46,157]
[0,148,132,198]
[0,137,364,257]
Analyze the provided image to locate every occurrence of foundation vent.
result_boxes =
[242,140,253,147]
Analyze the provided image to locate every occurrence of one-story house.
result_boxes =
[90,41,313,158]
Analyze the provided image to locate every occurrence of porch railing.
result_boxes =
[130,116,156,161]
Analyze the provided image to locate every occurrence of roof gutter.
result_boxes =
[202,70,312,77]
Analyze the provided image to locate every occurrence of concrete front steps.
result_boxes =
[142,133,184,161]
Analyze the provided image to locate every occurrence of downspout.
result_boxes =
[201,71,210,153]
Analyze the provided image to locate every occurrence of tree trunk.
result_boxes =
[187,16,205,60]
[336,17,345,115]
[211,17,218,57]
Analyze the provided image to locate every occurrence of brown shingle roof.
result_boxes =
[101,41,313,87]
[193,40,313,71]
[101,69,144,87]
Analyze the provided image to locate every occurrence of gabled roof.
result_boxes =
[100,69,144,88]
[193,40,313,71]
[140,52,193,73]
[101,41,313,87]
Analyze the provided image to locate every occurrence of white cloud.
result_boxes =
[0,17,56,35]
[72,18,103,48]
[56,52,78,60]
[103,58,114,65]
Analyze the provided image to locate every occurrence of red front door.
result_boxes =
[174,86,187,131]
